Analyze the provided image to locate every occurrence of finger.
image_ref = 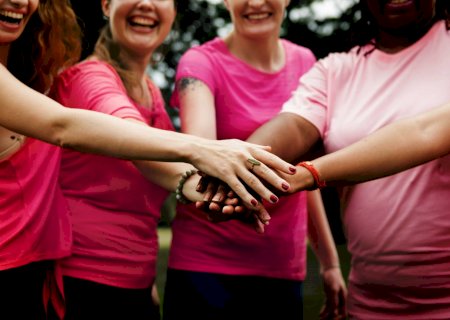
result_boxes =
[212,184,228,202]
[249,161,291,195]
[208,202,222,212]
[195,173,210,193]
[248,146,297,176]
[221,204,235,214]
[253,214,266,234]
[195,201,206,210]
[338,290,347,317]
[223,198,239,205]
[231,171,278,206]
[203,180,219,201]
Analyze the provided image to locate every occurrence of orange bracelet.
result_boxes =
[297,161,326,190]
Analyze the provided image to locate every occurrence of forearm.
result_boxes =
[312,103,450,186]
[0,66,200,162]
[306,191,340,270]
[247,112,320,163]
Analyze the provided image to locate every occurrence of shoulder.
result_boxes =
[282,39,315,59]
[56,59,121,87]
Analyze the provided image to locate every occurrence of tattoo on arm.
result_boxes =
[178,77,203,98]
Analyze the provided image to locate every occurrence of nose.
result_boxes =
[248,0,265,7]
[10,0,28,7]
[136,0,156,10]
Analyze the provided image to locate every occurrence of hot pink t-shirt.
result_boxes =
[283,21,450,318]
[0,139,71,270]
[51,60,174,289]
[169,38,316,280]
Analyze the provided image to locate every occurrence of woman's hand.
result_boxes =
[188,139,294,216]
[319,266,347,320]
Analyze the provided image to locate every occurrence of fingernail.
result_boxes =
[282,183,290,190]
[289,166,297,173]
[270,195,279,203]
[251,199,258,206]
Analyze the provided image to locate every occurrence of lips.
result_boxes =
[383,0,416,11]
[0,10,24,25]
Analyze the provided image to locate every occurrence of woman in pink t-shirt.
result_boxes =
[0,0,297,318]
[163,1,347,319]
[242,0,450,318]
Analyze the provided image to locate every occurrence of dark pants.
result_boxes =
[63,276,160,320]
[0,260,52,320]
[163,268,303,320]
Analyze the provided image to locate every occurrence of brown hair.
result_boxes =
[7,0,82,93]
[93,24,138,98]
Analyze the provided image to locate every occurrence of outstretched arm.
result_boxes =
[0,64,295,211]
[290,102,450,191]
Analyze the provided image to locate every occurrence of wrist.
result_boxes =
[320,264,340,275]
[297,161,326,191]
[175,169,198,204]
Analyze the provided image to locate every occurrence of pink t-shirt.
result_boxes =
[283,21,450,318]
[51,60,174,289]
[0,139,71,270]
[169,38,316,280]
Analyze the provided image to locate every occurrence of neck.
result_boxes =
[119,49,152,79]
[224,32,285,73]
[376,18,437,53]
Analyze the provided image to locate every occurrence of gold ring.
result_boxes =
[247,158,261,171]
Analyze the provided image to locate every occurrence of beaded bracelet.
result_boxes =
[175,169,198,204]
[297,161,326,190]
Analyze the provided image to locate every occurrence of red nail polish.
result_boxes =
[289,166,297,173]
[270,195,279,203]
[282,183,290,190]
[251,199,258,206]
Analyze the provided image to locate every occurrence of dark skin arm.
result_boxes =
[247,112,321,163]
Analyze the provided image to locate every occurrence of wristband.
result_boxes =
[297,161,326,190]
[175,169,198,204]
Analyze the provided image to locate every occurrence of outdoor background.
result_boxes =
[70,0,359,318]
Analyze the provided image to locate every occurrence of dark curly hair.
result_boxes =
[351,0,450,50]
[7,0,82,93]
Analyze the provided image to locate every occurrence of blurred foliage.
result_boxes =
[71,0,361,124]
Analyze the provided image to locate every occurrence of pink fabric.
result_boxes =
[0,139,71,270]
[282,21,450,318]
[169,38,316,280]
[51,60,174,289]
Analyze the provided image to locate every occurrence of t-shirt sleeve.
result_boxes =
[170,48,216,109]
[54,62,145,122]
[281,56,329,137]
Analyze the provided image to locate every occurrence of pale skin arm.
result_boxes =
[0,64,296,210]
[288,102,450,191]
[306,191,347,319]
[177,77,272,231]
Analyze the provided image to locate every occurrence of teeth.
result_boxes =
[0,10,23,19]
[247,13,270,20]
[130,17,155,27]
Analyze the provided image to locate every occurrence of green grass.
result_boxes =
[156,227,351,320]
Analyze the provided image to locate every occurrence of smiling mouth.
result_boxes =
[245,13,272,21]
[0,10,24,25]
[128,17,158,29]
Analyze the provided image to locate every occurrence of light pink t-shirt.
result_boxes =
[0,139,71,270]
[51,60,174,289]
[169,38,316,280]
[283,21,450,318]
